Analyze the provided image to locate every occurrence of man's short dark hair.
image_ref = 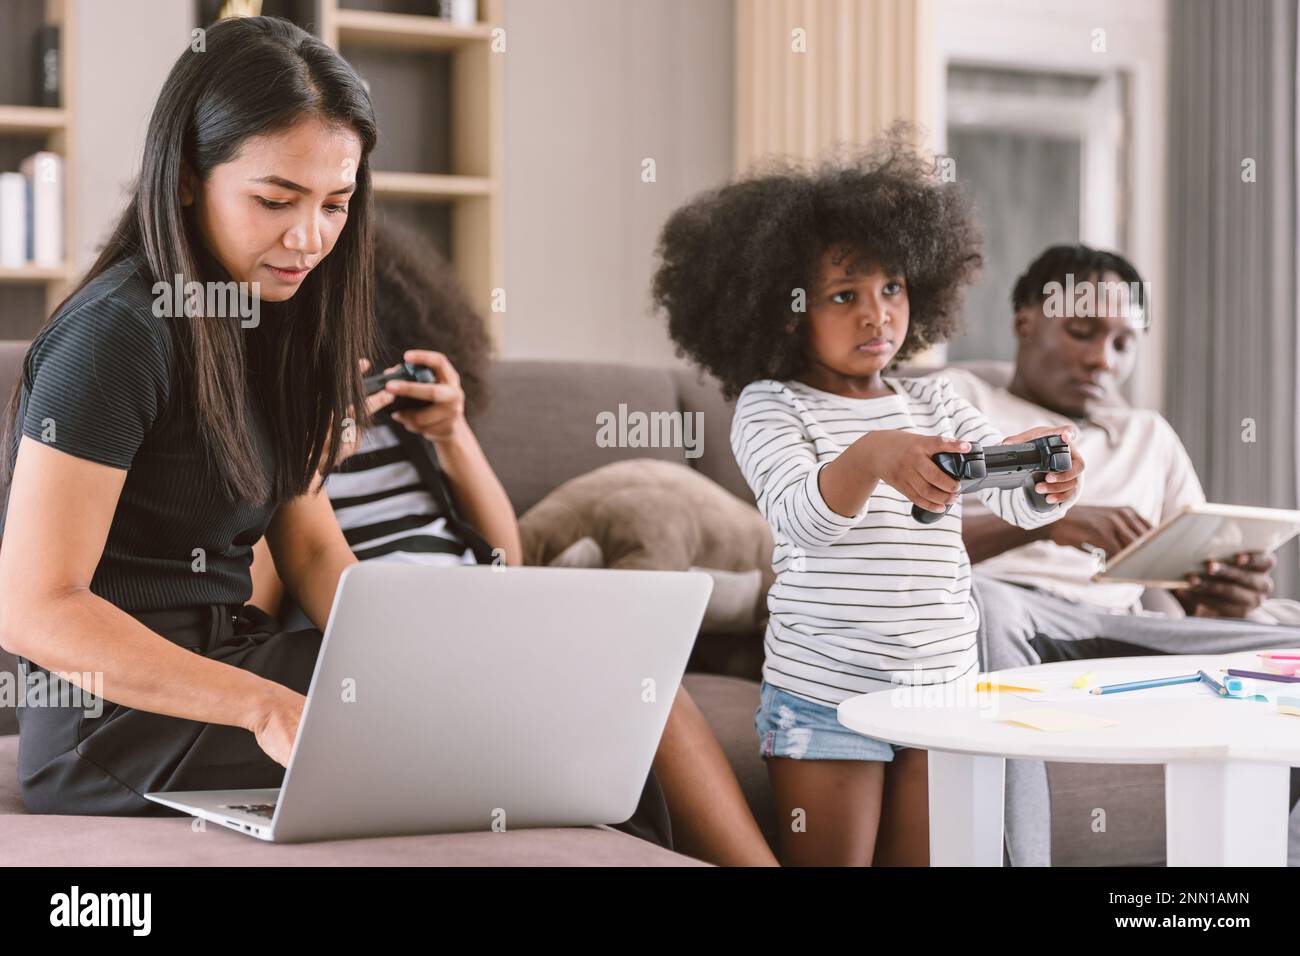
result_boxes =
[1011,244,1148,317]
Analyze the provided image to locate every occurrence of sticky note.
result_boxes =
[1001,708,1119,732]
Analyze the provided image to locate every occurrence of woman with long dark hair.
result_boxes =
[0,17,379,813]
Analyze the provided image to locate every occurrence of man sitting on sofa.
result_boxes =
[945,243,1300,866]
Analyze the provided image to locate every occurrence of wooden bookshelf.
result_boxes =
[331,8,493,50]
[0,0,76,332]
[0,105,69,135]
[317,0,504,342]
[0,264,73,283]
[371,170,493,200]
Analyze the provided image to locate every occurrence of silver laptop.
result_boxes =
[145,564,712,842]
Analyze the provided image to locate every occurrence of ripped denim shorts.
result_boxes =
[755,681,905,761]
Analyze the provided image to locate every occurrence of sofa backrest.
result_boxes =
[0,343,21,734]
[0,340,22,418]
[468,359,751,514]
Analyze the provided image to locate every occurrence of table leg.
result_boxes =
[1164,761,1289,866]
[928,750,1005,866]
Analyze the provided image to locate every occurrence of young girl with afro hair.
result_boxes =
[652,130,1086,866]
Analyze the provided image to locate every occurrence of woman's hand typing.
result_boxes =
[247,684,307,768]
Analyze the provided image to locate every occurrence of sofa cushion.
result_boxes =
[1047,761,1166,866]
[0,340,23,410]
[0,656,16,737]
[0,735,703,864]
[0,814,703,865]
[471,361,687,516]
[670,367,751,504]
[1,342,25,736]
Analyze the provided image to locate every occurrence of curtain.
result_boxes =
[733,0,936,170]
[1166,0,1299,597]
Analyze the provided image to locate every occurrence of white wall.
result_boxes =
[498,0,735,366]
[72,0,192,268]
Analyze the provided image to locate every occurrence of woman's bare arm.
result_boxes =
[0,437,284,731]
[249,537,285,618]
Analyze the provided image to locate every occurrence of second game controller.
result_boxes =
[363,361,436,413]
[910,435,1072,524]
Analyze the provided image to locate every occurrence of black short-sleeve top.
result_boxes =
[0,255,278,612]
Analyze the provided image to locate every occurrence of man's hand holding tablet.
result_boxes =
[1090,503,1300,619]
[1179,551,1277,618]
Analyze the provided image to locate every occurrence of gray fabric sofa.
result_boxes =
[0,341,1166,865]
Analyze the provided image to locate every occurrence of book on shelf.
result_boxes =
[0,173,26,268]
[17,152,64,269]
[34,24,60,108]
[439,0,478,25]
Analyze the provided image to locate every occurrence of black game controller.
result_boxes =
[911,435,1072,524]
[363,361,436,413]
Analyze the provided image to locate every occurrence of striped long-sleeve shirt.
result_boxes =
[731,375,1072,706]
[323,424,477,565]
[278,423,478,632]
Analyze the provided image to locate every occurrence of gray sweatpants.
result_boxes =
[970,573,1300,867]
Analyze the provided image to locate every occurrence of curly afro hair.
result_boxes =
[651,127,982,398]
[372,218,493,418]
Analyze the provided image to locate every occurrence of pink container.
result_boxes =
[1257,653,1300,675]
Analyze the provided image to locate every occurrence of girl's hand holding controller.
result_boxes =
[384,349,469,447]
[328,358,400,464]
[359,357,399,417]
[1000,424,1085,504]
[846,431,971,516]
[324,358,399,464]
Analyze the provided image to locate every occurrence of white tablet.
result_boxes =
[1092,503,1300,588]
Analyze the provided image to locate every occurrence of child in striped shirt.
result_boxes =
[651,132,1085,866]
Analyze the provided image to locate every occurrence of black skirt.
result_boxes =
[14,603,673,849]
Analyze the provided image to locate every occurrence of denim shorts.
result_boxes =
[755,681,905,761]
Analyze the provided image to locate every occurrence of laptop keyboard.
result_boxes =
[221,803,276,819]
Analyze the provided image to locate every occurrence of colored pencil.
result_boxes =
[1089,674,1201,696]
[1199,670,1228,697]
[1226,668,1300,684]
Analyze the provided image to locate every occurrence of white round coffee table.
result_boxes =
[837,652,1300,866]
